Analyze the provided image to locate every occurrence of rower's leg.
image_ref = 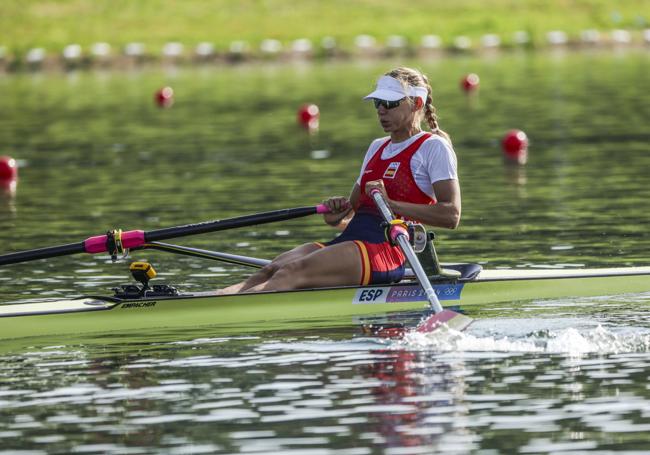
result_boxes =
[244,241,362,292]
[216,243,321,295]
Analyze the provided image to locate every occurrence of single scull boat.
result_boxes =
[1,246,649,341]
[1,203,649,341]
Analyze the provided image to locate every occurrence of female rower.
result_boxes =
[218,66,460,294]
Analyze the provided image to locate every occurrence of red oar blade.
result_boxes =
[416,309,473,333]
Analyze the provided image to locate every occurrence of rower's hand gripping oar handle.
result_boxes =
[315,204,330,214]
[369,189,444,313]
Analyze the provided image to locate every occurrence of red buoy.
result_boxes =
[155,86,174,108]
[501,129,529,164]
[297,103,320,131]
[461,73,480,92]
[0,156,18,182]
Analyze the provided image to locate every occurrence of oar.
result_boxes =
[135,241,271,268]
[0,205,330,266]
[370,190,472,333]
[138,241,421,278]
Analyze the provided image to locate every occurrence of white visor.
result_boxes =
[363,75,428,105]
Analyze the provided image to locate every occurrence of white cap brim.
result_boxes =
[363,75,428,104]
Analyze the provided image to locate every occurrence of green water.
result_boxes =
[1,51,650,453]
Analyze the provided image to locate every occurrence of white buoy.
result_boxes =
[354,35,377,57]
[513,31,530,45]
[481,34,501,48]
[386,35,407,50]
[162,42,184,58]
[26,48,46,65]
[321,36,336,50]
[354,34,376,50]
[320,36,337,57]
[547,31,568,45]
[291,38,312,56]
[124,42,145,57]
[91,42,111,58]
[580,29,601,45]
[260,39,282,55]
[195,42,215,58]
[310,150,330,160]
[62,44,82,61]
[228,41,249,60]
[611,29,631,45]
[421,35,442,50]
[453,36,472,51]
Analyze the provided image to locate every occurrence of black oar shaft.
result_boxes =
[145,206,317,242]
[0,242,84,266]
[0,205,321,267]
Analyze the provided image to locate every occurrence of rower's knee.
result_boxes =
[258,262,280,280]
[267,260,308,290]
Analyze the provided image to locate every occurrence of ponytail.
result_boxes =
[421,74,452,144]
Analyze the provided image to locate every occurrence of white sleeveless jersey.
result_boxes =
[356,132,458,198]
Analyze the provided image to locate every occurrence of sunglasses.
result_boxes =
[373,98,406,110]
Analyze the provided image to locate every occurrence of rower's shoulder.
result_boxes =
[366,136,391,154]
[418,134,453,156]
[369,136,390,146]
[422,133,453,149]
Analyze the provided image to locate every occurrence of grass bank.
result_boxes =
[1,0,649,56]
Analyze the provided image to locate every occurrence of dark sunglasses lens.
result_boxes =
[373,98,402,109]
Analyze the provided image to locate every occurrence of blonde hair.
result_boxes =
[385,67,452,144]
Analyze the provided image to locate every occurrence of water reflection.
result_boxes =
[0,183,17,216]
[503,162,527,190]
[2,310,650,453]
[359,349,473,452]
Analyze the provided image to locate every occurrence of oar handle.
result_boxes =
[370,190,444,313]
[83,230,145,253]
[316,204,330,214]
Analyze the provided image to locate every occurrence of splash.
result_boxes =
[398,323,650,355]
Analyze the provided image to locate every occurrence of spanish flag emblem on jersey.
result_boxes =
[383,162,401,179]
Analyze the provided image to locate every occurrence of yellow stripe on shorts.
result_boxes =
[353,240,371,285]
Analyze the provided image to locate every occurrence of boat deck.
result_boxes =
[1,265,649,341]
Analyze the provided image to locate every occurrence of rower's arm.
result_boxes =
[323,184,360,230]
[389,179,461,229]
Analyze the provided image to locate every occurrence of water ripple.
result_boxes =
[400,321,650,355]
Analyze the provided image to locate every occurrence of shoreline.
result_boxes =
[2,29,649,74]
